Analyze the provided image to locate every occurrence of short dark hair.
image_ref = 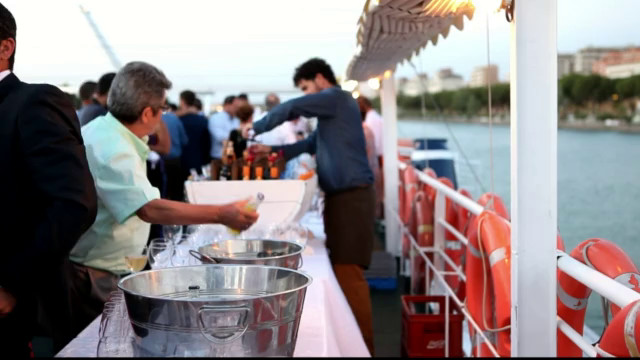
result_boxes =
[79,81,97,101]
[223,95,236,105]
[235,104,254,123]
[168,103,178,112]
[97,72,116,96]
[194,98,202,111]
[0,4,17,70]
[293,58,337,87]
[180,90,197,107]
[237,93,248,101]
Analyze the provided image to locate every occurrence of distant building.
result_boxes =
[469,65,499,88]
[593,47,640,78]
[427,68,464,93]
[573,47,620,75]
[397,73,428,96]
[558,54,575,78]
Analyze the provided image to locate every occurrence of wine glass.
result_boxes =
[97,336,134,357]
[124,247,148,273]
[148,238,174,269]
[163,224,183,245]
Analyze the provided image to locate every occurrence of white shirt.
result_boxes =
[364,109,384,156]
[254,112,297,146]
[0,70,11,83]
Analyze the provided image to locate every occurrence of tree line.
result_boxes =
[370,73,640,122]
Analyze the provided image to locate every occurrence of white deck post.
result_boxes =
[381,72,400,256]
[510,0,558,356]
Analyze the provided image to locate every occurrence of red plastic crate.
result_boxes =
[401,295,464,358]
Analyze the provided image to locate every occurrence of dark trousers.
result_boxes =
[35,260,76,352]
[323,185,375,268]
[333,264,375,356]
[65,261,120,336]
[323,185,376,356]
[163,156,185,202]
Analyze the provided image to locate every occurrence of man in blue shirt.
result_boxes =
[248,58,375,355]
[178,90,211,178]
[209,95,240,160]
[162,104,189,201]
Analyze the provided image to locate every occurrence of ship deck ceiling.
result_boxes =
[347,0,475,81]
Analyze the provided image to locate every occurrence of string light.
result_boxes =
[367,77,381,90]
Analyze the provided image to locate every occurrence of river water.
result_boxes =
[398,119,640,333]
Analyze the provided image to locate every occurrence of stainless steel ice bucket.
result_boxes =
[189,239,304,269]
[118,264,312,357]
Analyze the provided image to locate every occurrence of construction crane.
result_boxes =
[79,4,122,70]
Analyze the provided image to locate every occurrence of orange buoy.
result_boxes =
[436,177,464,299]
[465,193,509,356]
[421,168,437,202]
[598,299,640,357]
[456,189,473,236]
[557,238,640,357]
[409,191,435,294]
[465,211,512,357]
[400,167,420,258]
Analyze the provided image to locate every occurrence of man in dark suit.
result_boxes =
[0,4,98,356]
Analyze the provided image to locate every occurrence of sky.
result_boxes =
[3,0,640,105]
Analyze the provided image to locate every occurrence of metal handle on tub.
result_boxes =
[189,249,218,264]
[197,304,250,344]
[296,255,304,269]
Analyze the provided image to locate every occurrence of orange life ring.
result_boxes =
[448,188,472,301]
[465,194,509,356]
[409,191,435,294]
[456,189,473,236]
[465,211,512,357]
[557,238,640,357]
[436,177,465,299]
[401,167,420,257]
[421,168,437,202]
[598,299,640,357]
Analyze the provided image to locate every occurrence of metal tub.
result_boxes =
[189,239,304,269]
[118,264,312,357]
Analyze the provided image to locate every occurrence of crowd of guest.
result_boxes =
[0,3,385,356]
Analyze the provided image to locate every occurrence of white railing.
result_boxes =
[395,162,640,357]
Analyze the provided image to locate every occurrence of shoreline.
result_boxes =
[398,115,640,134]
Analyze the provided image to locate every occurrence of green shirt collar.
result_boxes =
[103,112,151,161]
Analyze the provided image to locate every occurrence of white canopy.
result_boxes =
[346,0,475,81]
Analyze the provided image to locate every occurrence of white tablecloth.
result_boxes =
[56,211,370,357]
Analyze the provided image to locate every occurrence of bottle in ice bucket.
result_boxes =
[228,192,265,235]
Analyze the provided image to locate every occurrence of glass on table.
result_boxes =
[97,335,135,357]
[162,224,183,244]
[148,238,175,269]
[124,247,148,273]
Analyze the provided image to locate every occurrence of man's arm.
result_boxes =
[253,131,317,161]
[1,86,98,293]
[136,199,258,230]
[252,90,337,135]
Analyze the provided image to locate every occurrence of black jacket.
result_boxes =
[0,73,97,298]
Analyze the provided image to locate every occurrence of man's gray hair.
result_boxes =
[108,61,172,124]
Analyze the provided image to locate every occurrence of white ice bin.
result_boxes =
[184,176,318,228]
